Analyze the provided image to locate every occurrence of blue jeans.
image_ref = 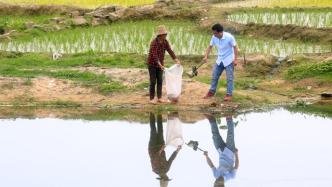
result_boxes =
[209,63,234,95]
[207,116,235,152]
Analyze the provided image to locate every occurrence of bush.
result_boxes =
[286,61,332,80]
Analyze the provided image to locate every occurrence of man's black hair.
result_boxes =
[212,23,224,33]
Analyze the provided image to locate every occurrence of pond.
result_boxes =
[0,108,331,187]
[0,20,330,57]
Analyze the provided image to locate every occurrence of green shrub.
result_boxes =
[286,61,332,80]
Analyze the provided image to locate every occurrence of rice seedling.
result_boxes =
[228,9,332,28]
[0,20,330,57]
[0,15,56,30]
[0,0,155,8]
[219,0,332,8]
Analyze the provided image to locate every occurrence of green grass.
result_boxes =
[22,78,33,86]
[0,15,59,31]
[0,51,146,69]
[97,82,126,95]
[0,51,146,94]
[287,103,332,118]
[39,100,82,107]
[228,8,332,28]
[286,61,332,80]
[0,51,158,94]
[195,75,260,90]
[0,67,126,95]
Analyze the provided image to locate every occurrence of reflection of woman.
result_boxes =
[148,113,181,186]
[204,114,239,187]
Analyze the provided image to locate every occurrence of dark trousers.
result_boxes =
[149,113,164,147]
[148,66,163,100]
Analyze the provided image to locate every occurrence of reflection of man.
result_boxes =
[204,114,239,187]
[148,113,181,187]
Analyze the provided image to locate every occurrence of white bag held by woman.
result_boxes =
[165,64,183,102]
[166,116,184,147]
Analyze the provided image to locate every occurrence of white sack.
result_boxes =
[165,64,183,100]
[166,117,184,147]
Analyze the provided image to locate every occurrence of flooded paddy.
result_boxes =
[0,20,330,57]
[218,0,332,8]
[228,9,332,28]
[0,108,331,187]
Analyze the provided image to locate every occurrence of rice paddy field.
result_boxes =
[0,0,155,8]
[0,15,55,30]
[219,0,332,8]
[0,20,330,57]
[228,9,332,28]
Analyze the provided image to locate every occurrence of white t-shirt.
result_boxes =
[212,147,237,181]
[209,32,237,67]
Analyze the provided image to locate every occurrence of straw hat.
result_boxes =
[156,25,168,36]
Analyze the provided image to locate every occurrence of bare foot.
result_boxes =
[149,99,157,104]
[157,99,166,103]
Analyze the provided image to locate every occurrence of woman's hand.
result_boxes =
[158,63,165,70]
[176,145,182,152]
[175,59,181,65]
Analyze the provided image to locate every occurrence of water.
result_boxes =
[0,108,332,187]
[0,21,330,57]
[228,11,332,28]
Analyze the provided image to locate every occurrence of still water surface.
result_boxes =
[0,109,331,187]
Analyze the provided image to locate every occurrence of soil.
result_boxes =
[1,53,331,112]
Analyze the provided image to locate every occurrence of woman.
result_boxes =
[147,25,181,104]
[148,112,182,186]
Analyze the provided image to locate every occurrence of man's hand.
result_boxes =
[234,59,238,67]
[175,59,181,65]
[203,56,208,63]
[204,151,209,157]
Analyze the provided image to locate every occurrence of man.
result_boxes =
[204,114,239,187]
[147,25,181,104]
[203,23,238,101]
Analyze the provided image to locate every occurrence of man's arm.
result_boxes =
[233,46,238,66]
[203,46,213,63]
[204,151,215,169]
[234,149,239,169]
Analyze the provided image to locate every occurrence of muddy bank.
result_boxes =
[0,106,235,123]
[0,51,330,114]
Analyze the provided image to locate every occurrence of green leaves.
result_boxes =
[286,61,332,80]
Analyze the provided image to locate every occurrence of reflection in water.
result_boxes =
[204,114,239,187]
[148,113,182,186]
[1,109,332,187]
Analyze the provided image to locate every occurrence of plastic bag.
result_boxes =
[166,116,184,147]
[165,64,183,101]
